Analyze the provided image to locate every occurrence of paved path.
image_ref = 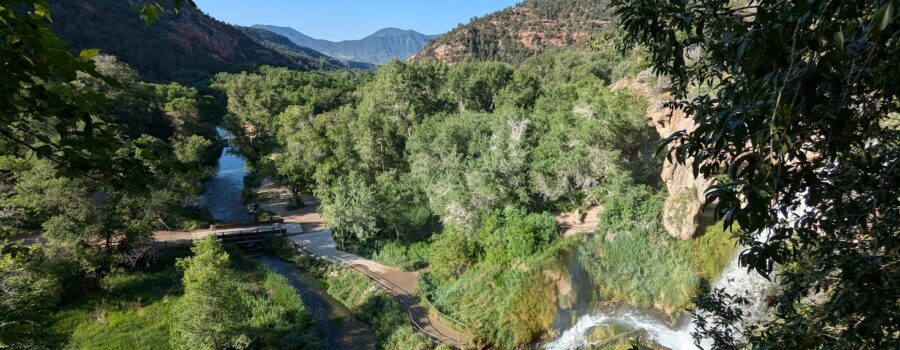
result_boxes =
[291,230,470,349]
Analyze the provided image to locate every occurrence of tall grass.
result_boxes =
[53,264,185,350]
[419,239,576,350]
[579,183,738,315]
[371,240,430,271]
[326,268,434,349]
[54,246,319,349]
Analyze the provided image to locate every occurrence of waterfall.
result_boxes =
[545,236,773,350]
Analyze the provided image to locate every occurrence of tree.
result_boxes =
[0,0,194,185]
[172,135,213,165]
[445,61,514,112]
[316,173,381,248]
[0,246,61,349]
[614,0,899,348]
[171,237,249,350]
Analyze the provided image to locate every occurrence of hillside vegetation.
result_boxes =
[414,0,612,64]
[256,25,439,64]
[213,46,735,348]
[50,0,303,80]
[239,27,374,70]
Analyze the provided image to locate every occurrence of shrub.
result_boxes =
[243,272,319,349]
[581,184,738,315]
[171,237,249,350]
[326,268,434,350]
[426,264,558,349]
[372,240,430,271]
[428,230,479,282]
[475,207,558,266]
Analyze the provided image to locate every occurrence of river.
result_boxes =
[203,127,255,223]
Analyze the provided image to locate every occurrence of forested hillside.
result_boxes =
[50,0,300,80]
[238,26,374,70]
[413,0,612,64]
[255,25,439,64]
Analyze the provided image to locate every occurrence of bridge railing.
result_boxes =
[290,241,469,348]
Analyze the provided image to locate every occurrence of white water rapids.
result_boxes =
[545,242,772,350]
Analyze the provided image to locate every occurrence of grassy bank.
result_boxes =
[265,238,443,350]
[53,244,318,349]
[578,185,738,315]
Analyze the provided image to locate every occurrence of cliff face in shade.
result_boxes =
[50,0,303,81]
[254,25,439,64]
[412,0,613,64]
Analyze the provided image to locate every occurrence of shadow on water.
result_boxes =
[203,127,254,223]
[253,255,377,350]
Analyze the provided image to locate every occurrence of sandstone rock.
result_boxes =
[614,69,713,240]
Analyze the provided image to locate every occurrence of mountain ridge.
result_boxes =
[49,0,316,81]
[253,25,440,64]
[413,0,613,64]
[238,26,375,70]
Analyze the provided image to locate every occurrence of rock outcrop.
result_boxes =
[613,70,712,240]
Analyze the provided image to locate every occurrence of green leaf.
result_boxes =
[77,48,100,62]
[138,4,162,25]
[34,3,51,20]
[875,1,894,32]
[833,30,845,50]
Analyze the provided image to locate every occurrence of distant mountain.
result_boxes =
[254,25,440,64]
[49,0,331,81]
[238,27,375,70]
[413,0,613,64]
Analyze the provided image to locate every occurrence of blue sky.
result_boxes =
[194,0,522,41]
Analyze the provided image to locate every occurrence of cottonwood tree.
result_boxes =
[171,237,249,350]
[614,0,899,348]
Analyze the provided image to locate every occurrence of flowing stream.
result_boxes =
[203,127,254,223]
[545,200,812,350]
[545,247,771,350]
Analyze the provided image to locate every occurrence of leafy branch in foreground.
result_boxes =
[613,0,898,348]
[1,0,198,185]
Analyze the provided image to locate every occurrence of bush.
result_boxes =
[242,272,319,349]
[371,240,430,271]
[428,230,479,282]
[580,184,738,315]
[475,207,558,266]
[255,209,281,223]
[425,264,558,349]
[171,237,249,350]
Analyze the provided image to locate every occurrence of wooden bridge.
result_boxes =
[213,226,287,248]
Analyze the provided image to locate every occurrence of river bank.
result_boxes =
[252,255,377,350]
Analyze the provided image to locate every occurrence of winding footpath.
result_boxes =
[290,230,470,348]
[154,181,471,349]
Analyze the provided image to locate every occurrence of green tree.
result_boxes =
[171,135,213,165]
[614,0,899,348]
[316,173,380,248]
[445,61,514,112]
[0,246,61,349]
[171,237,249,350]
[428,229,479,282]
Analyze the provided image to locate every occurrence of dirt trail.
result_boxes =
[291,231,470,349]
[556,206,602,236]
